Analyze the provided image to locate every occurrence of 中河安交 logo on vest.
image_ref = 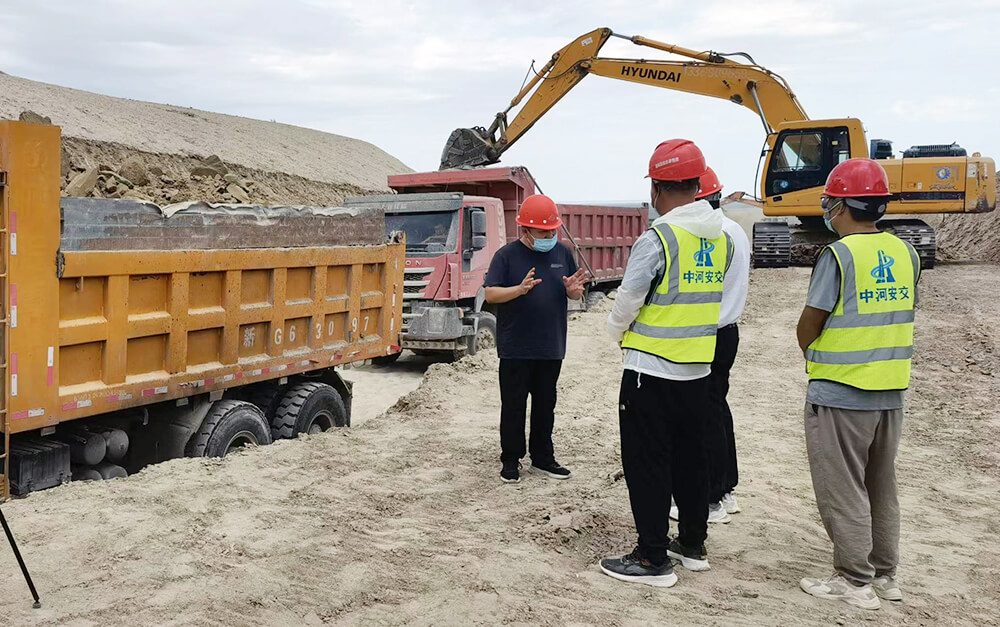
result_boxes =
[871,250,895,284]
[694,239,715,268]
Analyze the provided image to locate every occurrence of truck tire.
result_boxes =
[468,312,497,356]
[94,462,128,480]
[235,380,284,420]
[71,465,103,482]
[271,382,347,439]
[372,352,402,366]
[185,400,272,458]
[585,290,606,309]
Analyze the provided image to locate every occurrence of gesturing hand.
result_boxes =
[518,267,543,296]
[563,268,588,300]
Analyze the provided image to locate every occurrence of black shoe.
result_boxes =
[500,461,521,484]
[667,538,710,572]
[531,460,571,480]
[600,548,677,587]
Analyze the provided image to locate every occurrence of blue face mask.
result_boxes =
[822,198,841,234]
[823,215,837,234]
[532,234,558,252]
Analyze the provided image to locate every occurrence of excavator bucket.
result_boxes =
[439,127,499,170]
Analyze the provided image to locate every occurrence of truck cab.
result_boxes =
[346,166,647,361]
[344,192,505,360]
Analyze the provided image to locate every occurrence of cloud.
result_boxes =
[686,0,860,40]
[890,97,989,123]
[0,0,996,200]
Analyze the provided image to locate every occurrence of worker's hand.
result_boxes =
[563,268,587,300]
[517,268,542,296]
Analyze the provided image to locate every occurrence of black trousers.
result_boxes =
[707,324,740,502]
[499,359,562,465]
[619,369,710,566]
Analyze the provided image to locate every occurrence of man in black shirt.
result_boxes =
[484,194,587,484]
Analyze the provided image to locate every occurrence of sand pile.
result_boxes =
[936,179,1000,262]
[1,266,998,625]
[0,73,412,207]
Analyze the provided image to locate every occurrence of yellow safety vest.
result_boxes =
[621,224,730,364]
[806,232,917,390]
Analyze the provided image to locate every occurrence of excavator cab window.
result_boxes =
[765,127,850,197]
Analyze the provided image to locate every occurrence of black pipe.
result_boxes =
[0,505,41,608]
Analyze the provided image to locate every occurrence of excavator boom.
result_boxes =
[441,27,808,169]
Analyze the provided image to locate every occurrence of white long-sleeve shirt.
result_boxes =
[607,200,731,381]
[719,215,750,327]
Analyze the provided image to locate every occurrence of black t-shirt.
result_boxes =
[484,240,578,360]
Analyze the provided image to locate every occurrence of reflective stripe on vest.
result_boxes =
[621,223,729,364]
[806,232,916,390]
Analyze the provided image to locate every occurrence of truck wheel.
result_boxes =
[372,352,402,366]
[468,312,497,356]
[235,380,284,420]
[185,400,272,458]
[272,382,347,439]
[586,290,606,309]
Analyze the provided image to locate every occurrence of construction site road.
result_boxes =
[0,265,997,625]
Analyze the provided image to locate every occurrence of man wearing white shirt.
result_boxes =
[600,141,734,587]
[698,168,750,521]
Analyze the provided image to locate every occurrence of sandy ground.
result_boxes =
[0,73,410,190]
[340,356,431,426]
[0,265,998,626]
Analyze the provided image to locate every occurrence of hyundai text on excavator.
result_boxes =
[440,27,997,268]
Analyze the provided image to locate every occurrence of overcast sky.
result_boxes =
[1,0,998,202]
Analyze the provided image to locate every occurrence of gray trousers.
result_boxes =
[804,402,903,585]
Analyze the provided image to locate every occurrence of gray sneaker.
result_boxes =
[799,573,881,610]
[872,575,902,601]
[708,502,732,523]
[721,491,740,514]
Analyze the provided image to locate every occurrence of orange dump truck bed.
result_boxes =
[0,121,404,496]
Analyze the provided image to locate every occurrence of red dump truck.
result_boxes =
[345,167,648,361]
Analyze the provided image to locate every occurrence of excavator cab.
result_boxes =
[765,126,851,199]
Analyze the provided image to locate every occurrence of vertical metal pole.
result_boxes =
[0,505,41,608]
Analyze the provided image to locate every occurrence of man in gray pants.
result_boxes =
[795,159,920,610]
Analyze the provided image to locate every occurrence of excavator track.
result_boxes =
[880,219,937,270]
[752,221,791,268]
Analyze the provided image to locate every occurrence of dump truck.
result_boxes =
[0,120,405,497]
[440,27,997,268]
[345,167,647,361]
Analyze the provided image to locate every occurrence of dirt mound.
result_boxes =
[935,181,1000,262]
[59,137,369,207]
[0,73,412,207]
[0,73,409,189]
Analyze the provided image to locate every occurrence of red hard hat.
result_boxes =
[516,194,562,230]
[824,158,891,197]
[647,139,708,181]
[695,166,723,199]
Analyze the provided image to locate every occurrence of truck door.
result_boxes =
[463,206,489,272]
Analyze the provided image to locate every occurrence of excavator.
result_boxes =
[440,27,996,268]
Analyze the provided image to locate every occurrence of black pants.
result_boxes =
[707,324,740,502]
[619,369,710,566]
[499,359,562,465]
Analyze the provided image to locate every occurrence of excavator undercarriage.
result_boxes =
[752,218,937,269]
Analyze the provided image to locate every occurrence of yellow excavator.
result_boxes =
[440,27,996,268]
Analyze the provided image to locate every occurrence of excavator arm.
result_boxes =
[441,27,809,169]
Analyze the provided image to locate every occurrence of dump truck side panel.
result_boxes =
[0,121,404,437]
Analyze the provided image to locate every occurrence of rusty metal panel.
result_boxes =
[60,198,385,251]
